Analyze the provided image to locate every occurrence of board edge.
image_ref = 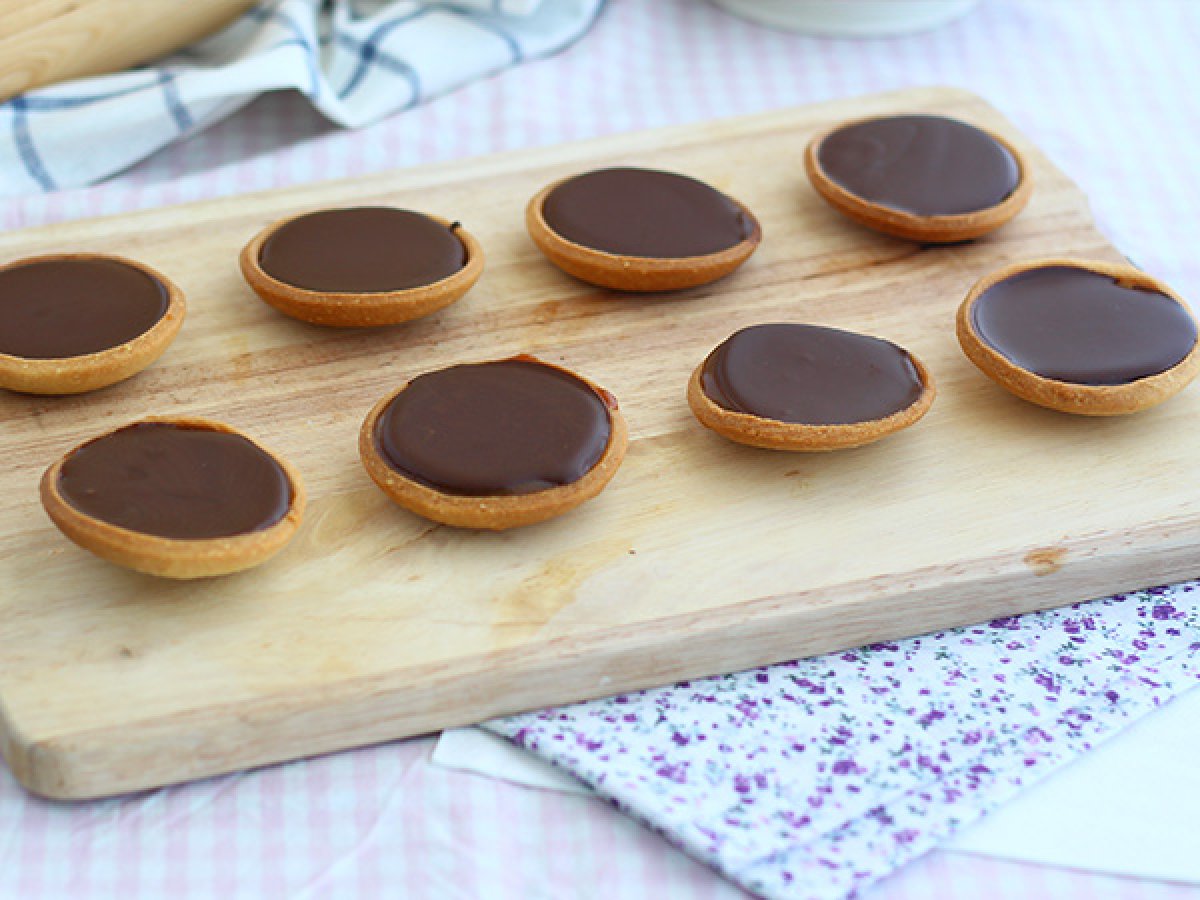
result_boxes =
[7,516,1199,800]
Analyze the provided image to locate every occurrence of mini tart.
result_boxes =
[804,114,1033,243]
[0,253,184,395]
[239,208,484,327]
[688,323,936,451]
[957,258,1200,415]
[359,357,628,530]
[40,418,306,579]
[526,168,762,292]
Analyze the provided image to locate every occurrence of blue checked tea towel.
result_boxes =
[0,0,604,197]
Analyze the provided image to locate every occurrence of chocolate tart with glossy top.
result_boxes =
[804,114,1033,243]
[40,417,306,579]
[239,207,484,326]
[0,253,185,395]
[688,323,936,451]
[359,356,628,530]
[957,258,1200,415]
[526,167,762,292]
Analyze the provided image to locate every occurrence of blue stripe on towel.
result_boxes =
[336,11,428,100]
[9,98,56,191]
[11,78,160,112]
[470,16,523,63]
[159,73,194,132]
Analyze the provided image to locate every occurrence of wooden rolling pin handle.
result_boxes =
[0,0,258,102]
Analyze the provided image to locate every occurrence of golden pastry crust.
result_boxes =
[359,361,628,530]
[804,118,1033,243]
[687,350,935,451]
[957,258,1200,416]
[40,417,306,579]
[239,212,484,326]
[525,178,762,292]
[0,253,185,395]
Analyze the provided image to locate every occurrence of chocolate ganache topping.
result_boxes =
[57,422,293,540]
[701,323,926,425]
[816,114,1020,217]
[971,265,1197,385]
[258,207,466,293]
[375,357,613,496]
[541,167,755,258]
[0,257,169,360]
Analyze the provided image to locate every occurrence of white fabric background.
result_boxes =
[2,1,1199,898]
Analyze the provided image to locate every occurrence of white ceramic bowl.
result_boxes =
[710,0,982,36]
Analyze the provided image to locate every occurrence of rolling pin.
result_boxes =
[0,0,258,102]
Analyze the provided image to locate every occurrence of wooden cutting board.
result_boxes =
[3,87,1197,800]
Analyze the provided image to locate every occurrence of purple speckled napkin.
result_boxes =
[487,585,1200,898]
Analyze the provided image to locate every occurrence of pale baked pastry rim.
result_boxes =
[40,416,307,579]
[359,357,629,530]
[804,114,1033,243]
[240,210,484,327]
[0,252,186,396]
[957,257,1200,416]
[525,174,762,292]
[687,340,936,451]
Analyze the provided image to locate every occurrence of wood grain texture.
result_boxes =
[2,87,1197,800]
[0,0,255,101]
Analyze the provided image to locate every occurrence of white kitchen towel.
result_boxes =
[434,726,591,794]
[482,585,1200,899]
[946,683,1200,884]
[0,0,604,197]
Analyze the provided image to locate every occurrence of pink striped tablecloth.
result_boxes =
[3,1,1199,897]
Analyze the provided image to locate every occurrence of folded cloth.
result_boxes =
[488,585,1200,899]
[0,0,604,197]
[440,687,1200,884]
